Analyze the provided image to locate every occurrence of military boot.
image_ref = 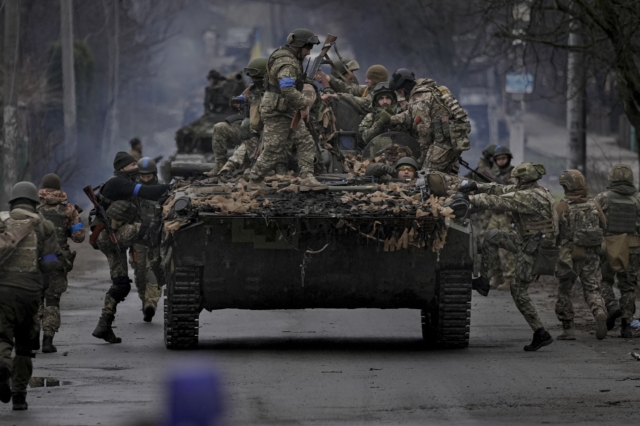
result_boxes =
[620,319,633,339]
[496,279,511,292]
[275,163,289,175]
[524,328,553,351]
[143,305,156,323]
[606,304,622,331]
[12,393,28,411]
[0,363,11,403]
[42,335,57,353]
[300,176,328,190]
[92,315,122,344]
[595,310,608,340]
[471,276,490,297]
[556,321,576,340]
[490,275,504,289]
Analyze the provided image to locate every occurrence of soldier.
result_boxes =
[317,64,388,112]
[594,164,640,338]
[554,170,608,340]
[92,152,169,343]
[204,70,230,114]
[389,68,471,171]
[249,28,323,187]
[358,82,411,143]
[131,158,164,322]
[462,162,558,351]
[0,182,63,410]
[213,57,267,175]
[487,145,516,290]
[37,173,86,353]
[129,137,143,161]
[365,156,418,182]
[329,58,360,89]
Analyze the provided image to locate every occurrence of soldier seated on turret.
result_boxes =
[365,147,418,183]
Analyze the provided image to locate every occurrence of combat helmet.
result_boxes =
[395,156,419,171]
[559,169,586,192]
[137,157,157,175]
[389,68,416,92]
[286,29,320,48]
[372,81,397,105]
[493,145,512,159]
[511,162,546,184]
[482,144,497,162]
[244,57,267,79]
[609,163,634,184]
[9,181,40,204]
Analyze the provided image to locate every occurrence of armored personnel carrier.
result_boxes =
[160,163,476,350]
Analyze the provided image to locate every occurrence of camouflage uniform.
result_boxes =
[487,164,516,285]
[37,189,85,343]
[0,198,62,406]
[359,105,411,144]
[211,119,244,170]
[593,164,640,336]
[470,163,558,334]
[132,196,162,313]
[250,46,315,182]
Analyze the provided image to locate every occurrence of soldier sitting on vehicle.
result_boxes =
[315,64,389,112]
[359,82,412,144]
[366,156,418,182]
[329,58,360,92]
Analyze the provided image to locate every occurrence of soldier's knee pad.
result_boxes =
[45,295,60,308]
[107,276,132,302]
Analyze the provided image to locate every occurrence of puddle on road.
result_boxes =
[29,377,74,388]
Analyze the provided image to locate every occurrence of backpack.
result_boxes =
[434,86,471,152]
[0,209,42,268]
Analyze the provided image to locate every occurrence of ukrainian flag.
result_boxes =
[250,28,262,60]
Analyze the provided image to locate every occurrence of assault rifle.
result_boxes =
[459,158,504,184]
[415,170,430,202]
[291,33,338,129]
[83,185,127,270]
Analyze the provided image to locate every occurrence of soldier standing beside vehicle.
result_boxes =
[131,158,164,323]
[0,182,63,410]
[249,28,323,187]
[389,68,471,172]
[359,82,411,143]
[554,170,608,340]
[594,164,640,338]
[37,174,85,353]
[91,152,169,344]
[462,162,558,351]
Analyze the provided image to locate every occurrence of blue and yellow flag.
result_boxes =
[250,27,262,60]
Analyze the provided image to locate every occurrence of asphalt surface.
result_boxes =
[3,244,640,426]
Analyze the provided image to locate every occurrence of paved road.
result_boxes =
[3,245,640,425]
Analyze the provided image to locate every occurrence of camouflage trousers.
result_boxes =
[601,250,640,322]
[212,121,242,167]
[555,248,606,322]
[0,286,39,396]
[38,271,69,337]
[487,212,515,279]
[226,135,260,170]
[250,115,315,181]
[482,229,544,331]
[131,244,162,309]
[96,223,141,279]
[423,143,459,172]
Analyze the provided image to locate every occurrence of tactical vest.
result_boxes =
[560,200,604,246]
[266,47,304,93]
[513,187,558,239]
[0,213,39,274]
[39,203,69,249]
[139,198,157,224]
[99,177,140,227]
[605,190,640,235]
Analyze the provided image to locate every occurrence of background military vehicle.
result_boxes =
[160,164,476,350]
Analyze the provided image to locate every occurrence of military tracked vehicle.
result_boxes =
[160,161,476,350]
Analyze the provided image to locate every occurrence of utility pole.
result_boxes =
[1,0,21,207]
[60,0,78,163]
[566,19,587,174]
[111,0,120,151]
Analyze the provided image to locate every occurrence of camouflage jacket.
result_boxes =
[38,189,86,248]
[330,77,368,97]
[261,47,309,118]
[593,182,640,236]
[472,182,559,240]
[359,105,411,143]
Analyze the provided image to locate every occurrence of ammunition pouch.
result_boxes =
[224,113,245,125]
[605,233,631,272]
[573,227,603,247]
[106,200,137,224]
[571,244,587,261]
[532,243,560,276]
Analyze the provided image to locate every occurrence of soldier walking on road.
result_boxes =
[91,152,169,343]
[37,174,86,353]
[462,162,558,351]
[554,170,608,340]
[594,164,640,338]
[249,28,323,187]
[0,182,63,410]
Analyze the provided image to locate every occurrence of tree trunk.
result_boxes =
[1,0,21,208]
[61,0,77,163]
[566,22,587,175]
[101,0,120,161]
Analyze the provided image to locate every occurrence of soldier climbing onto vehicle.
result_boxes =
[37,173,85,353]
[316,64,389,112]
[249,28,324,188]
[389,68,471,171]
[554,169,608,341]
[328,58,360,92]
[359,81,411,143]
[0,182,63,410]
[460,162,559,351]
[594,164,640,338]
[91,152,169,344]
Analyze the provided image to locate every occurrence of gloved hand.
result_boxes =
[376,109,391,125]
[459,180,478,194]
[448,193,470,218]
[229,96,244,111]
[381,164,396,176]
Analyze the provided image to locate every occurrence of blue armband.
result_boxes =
[42,254,58,263]
[133,183,142,197]
[237,94,245,103]
[70,222,84,233]
[279,77,296,89]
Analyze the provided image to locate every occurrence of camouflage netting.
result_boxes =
[162,174,461,253]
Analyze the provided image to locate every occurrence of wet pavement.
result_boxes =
[2,243,640,425]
